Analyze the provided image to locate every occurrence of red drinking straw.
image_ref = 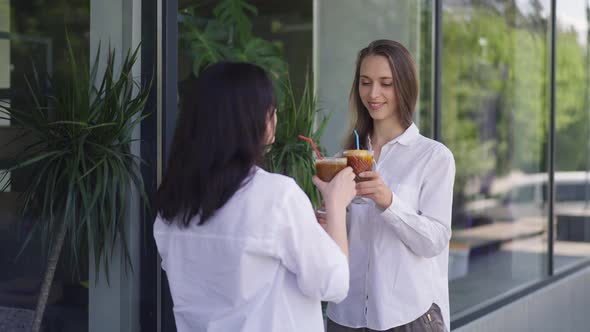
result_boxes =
[297,135,323,160]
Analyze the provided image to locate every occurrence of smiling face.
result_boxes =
[345,40,419,151]
[358,55,397,123]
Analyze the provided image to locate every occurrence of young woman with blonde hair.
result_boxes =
[326,40,455,332]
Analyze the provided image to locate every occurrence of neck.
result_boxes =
[371,118,406,147]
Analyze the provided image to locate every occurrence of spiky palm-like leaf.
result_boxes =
[265,73,330,207]
[0,36,149,331]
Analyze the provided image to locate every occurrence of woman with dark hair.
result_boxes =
[154,62,356,332]
[324,40,455,332]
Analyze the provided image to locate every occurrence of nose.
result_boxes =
[369,83,381,99]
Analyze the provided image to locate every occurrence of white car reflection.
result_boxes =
[464,171,590,223]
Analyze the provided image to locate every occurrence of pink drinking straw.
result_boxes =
[297,135,323,160]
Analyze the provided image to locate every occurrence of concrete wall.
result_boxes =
[454,265,590,332]
[89,1,142,332]
[314,0,423,154]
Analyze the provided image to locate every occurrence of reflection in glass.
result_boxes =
[442,0,550,318]
[316,0,433,153]
[554,0,590,272]
[170,1,315,331]
[0,1,89,331]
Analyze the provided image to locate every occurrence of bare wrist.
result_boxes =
[377,191,393,210]
[324,198,343,211]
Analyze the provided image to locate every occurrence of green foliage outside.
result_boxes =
[179,0,329,207]
[179,0,287,81]
[178,1,590,215]
[438,4,590,224]
[8,0,90,85]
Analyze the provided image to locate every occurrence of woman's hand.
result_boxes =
[356,171,393,210]
[312,168,355,257]
[312,167,356,210]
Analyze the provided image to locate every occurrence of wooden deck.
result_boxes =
[451,217,545,252]
[502,235,590,256]
[451,216,590,257]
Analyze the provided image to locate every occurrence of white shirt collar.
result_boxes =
[367,122,420,149]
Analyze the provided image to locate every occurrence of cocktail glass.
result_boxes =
[314,157,347,214]
[343,149,374,204]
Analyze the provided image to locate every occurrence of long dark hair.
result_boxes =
[344,39,419,150]
[156,62,277,226]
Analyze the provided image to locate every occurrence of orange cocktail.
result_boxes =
[315,157,347,182]
[343,150,374,182]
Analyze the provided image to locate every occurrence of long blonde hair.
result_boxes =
[344,39,419,150]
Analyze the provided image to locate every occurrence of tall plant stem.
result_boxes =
[31,220,67,332]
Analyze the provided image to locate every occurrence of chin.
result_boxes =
[368,110,387,120]
[371,113,396,123]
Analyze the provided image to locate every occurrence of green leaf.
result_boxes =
[264,72,331,207]
[213,0,257,44]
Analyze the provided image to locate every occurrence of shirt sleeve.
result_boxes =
[274,180,350,303]
[379,146,456,258]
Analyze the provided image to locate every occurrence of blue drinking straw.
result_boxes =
[354,129,360,150]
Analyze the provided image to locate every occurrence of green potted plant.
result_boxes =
[0,39,149,332]
[265,74,330,207]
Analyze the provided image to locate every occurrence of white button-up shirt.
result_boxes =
[327,123,455,332]
[154,168,349,332]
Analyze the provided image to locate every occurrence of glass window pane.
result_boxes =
[554,0,590,272]
[443,0,551,319]
[316,0,434,153]
[173,1,314,331]
[0,1,89,331]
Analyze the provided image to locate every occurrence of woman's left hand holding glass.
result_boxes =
[356,171,393,210]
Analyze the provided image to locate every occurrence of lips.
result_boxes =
[367,102,385,111]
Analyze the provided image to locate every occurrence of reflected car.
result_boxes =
[464,171,590,224]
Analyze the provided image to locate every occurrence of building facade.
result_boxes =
[1,0,590,331]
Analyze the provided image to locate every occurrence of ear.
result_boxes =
[265,109,277,145]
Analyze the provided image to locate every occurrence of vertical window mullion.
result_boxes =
[548,0,557,277]
[433,0,442,141]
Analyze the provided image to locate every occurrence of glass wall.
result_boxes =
[442,0,551,318]
[162,2,316,331]
[316,0,434,153]
[177,1,313,103]
[0,1,89,331]
[554,0,590,272]
[157,0,590,329]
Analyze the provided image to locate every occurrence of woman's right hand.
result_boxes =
[312,166,356,211]
[312,167,355,256]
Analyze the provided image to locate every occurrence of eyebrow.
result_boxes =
[360,75,393,80]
